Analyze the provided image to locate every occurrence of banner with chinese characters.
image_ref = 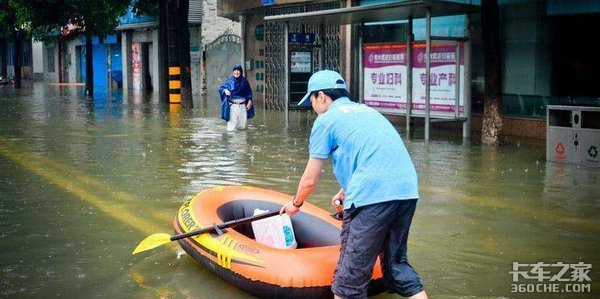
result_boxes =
[363,44,408,114]
[132,42,142,91]
[411,42,464,117]
[363,42,464,117]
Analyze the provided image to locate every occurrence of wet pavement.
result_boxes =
[0,82,598,298]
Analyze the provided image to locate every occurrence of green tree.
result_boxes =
[132,0,159,18]
[0,0,23,88]
[19,0,130,96]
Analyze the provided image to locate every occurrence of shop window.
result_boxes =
[363,23,409,44]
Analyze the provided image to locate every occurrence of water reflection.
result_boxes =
[0,83,598,298]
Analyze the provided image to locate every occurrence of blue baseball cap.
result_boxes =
[298,70,348,106]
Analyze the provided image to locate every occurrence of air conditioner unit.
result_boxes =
[571,110,581,128]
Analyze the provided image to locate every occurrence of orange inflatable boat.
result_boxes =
[173,186,385,298]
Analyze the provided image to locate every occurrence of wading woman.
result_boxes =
[219,65,254,132]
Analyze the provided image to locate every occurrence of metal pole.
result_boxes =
[240,14,246,70]
[455,41,460,120]
[425,8,431,140]
[358,24,364,103]
[107,44,112,95]
[463,14,472,139]
[285,21,290,124]
[351,24,358,99]
[319,24,325,70]
[406,17,413,135]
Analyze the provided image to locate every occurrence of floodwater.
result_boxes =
[0,83,597,298]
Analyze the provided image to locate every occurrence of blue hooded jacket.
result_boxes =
[219,65,255,122]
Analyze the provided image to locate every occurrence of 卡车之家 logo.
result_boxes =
[510,262,591,293]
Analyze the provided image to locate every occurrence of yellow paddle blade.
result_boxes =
[132,233,172,255]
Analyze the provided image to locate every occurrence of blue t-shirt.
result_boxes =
[309,97,419,209]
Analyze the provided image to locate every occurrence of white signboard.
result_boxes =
[290,51,311,73]
[363,42,465,118]
[363,44,408,114]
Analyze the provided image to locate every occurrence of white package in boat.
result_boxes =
[251,208,297,249]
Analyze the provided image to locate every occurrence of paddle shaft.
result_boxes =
[170,210,281,241]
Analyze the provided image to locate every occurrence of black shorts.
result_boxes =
[332,199,423,298]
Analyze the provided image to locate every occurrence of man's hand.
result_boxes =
[224,89,231,96]
[246,100,252,111]
[280,200,300,216]
[332,188,344,207]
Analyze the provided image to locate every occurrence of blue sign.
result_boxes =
[262,0,276,6]
[81,34,118,45]
[118,6,157,26]
[289,33,315,44]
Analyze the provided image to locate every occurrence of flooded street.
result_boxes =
[1,83,598,298]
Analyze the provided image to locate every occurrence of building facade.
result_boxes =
[219,0,348,109]
[115,0,240,95]
[217,0,600,138]
[0,36,34,81]
[40,34,122,93]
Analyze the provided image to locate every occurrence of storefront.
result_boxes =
[116,3,202,95]
[219,0,600,139]
[79,34,122,90]
[265,0,479,139]
[228,1,343,111]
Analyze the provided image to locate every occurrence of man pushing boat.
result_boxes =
[281,70,428,299]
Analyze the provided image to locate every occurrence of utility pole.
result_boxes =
[159,0,193,107]
[167,0,181,104]
[158,0,170,104]
[178,0,193,108]
[12,30,22,88]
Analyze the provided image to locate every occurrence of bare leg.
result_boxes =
[409,290,428,299]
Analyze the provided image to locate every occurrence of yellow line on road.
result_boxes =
[0,137,173,236]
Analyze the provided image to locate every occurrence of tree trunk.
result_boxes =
[85,33,94,97]
[58,40,63,83]
[12,31,22,88]
[178,0,193,108]
[481,0,504,145]
[1,40,6,78]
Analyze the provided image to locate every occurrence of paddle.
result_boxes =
[132,210,280,255]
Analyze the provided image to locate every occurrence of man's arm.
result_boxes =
[281,158,326,216]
